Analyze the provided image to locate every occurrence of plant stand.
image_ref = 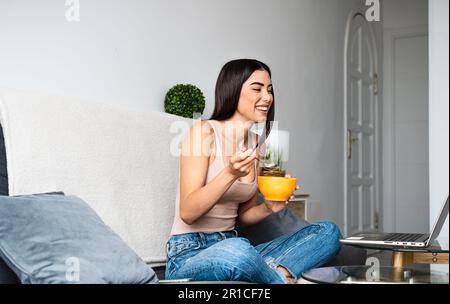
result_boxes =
[287,194,310,220]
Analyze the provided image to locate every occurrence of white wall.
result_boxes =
[0,0,366,229]
[383,0,428,29]
[429,0,449,237]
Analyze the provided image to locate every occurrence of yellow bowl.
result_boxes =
[257,176,297,201]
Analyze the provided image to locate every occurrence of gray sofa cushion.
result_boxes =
[0,193,158,284]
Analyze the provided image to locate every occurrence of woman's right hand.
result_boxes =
[227,147,257,178]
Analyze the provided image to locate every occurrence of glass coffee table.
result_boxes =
[346,238,449,268]
[301,265,449,284]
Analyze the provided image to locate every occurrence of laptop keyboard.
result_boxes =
[382,233,425,242]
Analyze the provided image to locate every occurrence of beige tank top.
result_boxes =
[170,120,258,235]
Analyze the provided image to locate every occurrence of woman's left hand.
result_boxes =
[263,174,300,213]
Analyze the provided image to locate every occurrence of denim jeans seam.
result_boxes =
[257,224,323,257]
[275,223,341,277]
[274,234,315,265]
[172,259,248,282]
[268,234,315,281]
[166,257,179,279]
[273,222,338,263]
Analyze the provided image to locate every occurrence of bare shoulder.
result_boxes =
[181,120,214,157]
[190,120,214,142]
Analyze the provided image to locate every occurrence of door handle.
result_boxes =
[347,130,359,159]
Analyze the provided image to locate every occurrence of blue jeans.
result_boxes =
[165,221,342,284]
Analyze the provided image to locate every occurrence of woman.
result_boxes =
[166,59,341,283]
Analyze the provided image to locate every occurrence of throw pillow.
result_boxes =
[0,193,158,284]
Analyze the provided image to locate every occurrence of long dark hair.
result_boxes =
[209,59,275,138]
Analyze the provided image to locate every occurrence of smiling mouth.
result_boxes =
[255,105,269,115]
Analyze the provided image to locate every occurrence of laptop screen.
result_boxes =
[428,196,449,244]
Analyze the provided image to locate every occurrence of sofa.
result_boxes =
[0,88,366,283]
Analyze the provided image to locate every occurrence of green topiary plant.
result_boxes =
[164,84,205,118]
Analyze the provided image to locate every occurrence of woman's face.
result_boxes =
[236,69,273,123]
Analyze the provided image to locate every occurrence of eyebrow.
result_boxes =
[250,82,273,87]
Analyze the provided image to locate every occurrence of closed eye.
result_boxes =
[253,88,273,94]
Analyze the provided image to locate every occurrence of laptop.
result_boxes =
[341,195,449,248]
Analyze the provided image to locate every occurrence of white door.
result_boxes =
[344,13,379,237]
[383,28,429,233]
